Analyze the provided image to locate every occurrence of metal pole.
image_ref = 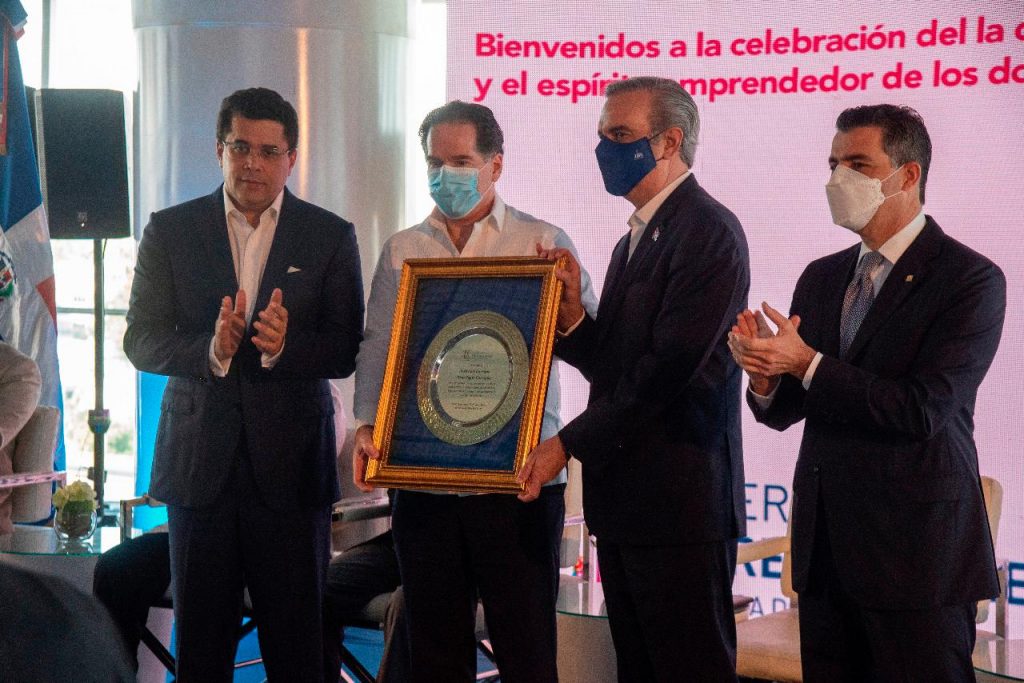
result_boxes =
[88,239,110,522]
[40,0,50,88]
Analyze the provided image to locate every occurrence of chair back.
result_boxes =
[981,476,1002,548]
[10,405,60,522]
[976,475,1002,625]
[779,521,796,603]
[735,506,796,604]
[776,479,1003,613]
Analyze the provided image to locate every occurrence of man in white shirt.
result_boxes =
[351,100,596,683]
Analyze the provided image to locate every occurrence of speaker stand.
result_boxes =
[87,238,114,525]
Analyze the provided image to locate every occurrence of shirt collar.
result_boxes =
[222,187,285,227]
[426,194,506,233]
[860,210,926,265]
[628,170,691,233]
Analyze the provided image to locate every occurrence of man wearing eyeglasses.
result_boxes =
[124,87,364,681]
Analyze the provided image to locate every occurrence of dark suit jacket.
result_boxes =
[750,217,1004,610]
[557,175,750,545]
[124,187,364,511]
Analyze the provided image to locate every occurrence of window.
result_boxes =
[20,0,138,502]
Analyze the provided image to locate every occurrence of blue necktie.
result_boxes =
[840,251,885,357]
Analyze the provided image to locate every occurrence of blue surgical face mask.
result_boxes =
[595,134,659,196]
[428,166,483,219]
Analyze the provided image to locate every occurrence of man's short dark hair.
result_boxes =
[217,87,299,150]
[836,104,931,203]
[418,101,504,158]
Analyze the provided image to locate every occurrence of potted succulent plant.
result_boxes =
[52,480,98,543]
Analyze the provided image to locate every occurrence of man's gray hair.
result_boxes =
[605,77,700,166]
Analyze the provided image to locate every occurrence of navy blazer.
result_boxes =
[557,175,750,545]
[125,187,364,511]
[750,217,1005,609]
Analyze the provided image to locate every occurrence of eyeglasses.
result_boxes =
[220,139,293,161]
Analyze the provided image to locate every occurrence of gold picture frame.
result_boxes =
[365,256,564,493]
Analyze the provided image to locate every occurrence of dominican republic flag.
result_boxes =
[1,1,65,471]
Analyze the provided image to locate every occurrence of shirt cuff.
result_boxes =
[801,352,823,390]
[261,340,284,369]
[209,336,230,377]
[558,311,586,338]
[747,380,779,409]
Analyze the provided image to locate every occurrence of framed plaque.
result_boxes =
[365,257,564,493]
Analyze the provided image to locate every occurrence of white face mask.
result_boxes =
[825,164,904,232]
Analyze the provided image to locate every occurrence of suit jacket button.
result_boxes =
[813,465,820,473]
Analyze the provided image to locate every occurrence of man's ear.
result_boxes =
[490,152,504,183]
[900,161,921,193]
[660,127,683,162]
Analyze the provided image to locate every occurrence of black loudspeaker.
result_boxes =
[27,88,129,239]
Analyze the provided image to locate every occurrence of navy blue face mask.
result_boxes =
[594,133,658,196]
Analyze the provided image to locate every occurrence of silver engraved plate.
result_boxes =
[417,311,529,446]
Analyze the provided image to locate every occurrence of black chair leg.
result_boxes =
[339,643,376,683]
[475,639,500,682]
[140,625,177,676]
[138,611,261,677]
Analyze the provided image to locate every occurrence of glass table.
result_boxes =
[0,524,121,593]
[557,573,609,617]
[556,575,617,683]
[556,573,758,682]
[975,639,1024,681]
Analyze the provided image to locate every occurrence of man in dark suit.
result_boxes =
[729,104,1005,682]
[520,76,750,682]
[124,87,363,681]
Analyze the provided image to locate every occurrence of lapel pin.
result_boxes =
[651,227,660,242]
[905,274,913,282]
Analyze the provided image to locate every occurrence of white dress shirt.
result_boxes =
[627,170,691,261]
[354,195,599,487]
[208,188,286,376]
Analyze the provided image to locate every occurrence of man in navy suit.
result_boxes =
[729,104,1005,681]
[521,77,750,682]
[124,87,363,681]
